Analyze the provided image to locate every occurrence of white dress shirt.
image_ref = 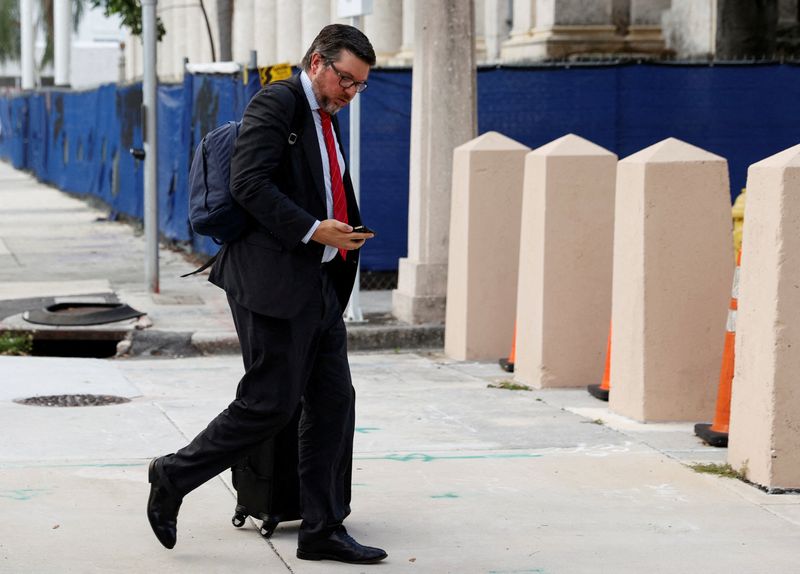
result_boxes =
[299,70,346,263]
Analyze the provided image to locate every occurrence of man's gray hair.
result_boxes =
[301,24,376,71]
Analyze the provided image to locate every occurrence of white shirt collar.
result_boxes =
[299,70,320,112]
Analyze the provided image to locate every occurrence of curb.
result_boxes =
[136,324,445,356]
[3,322,444,358]
[188,324,445,355]
[347,323,444,351]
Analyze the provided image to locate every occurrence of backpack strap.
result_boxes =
[274,78,305,147]
[180,253,217,278]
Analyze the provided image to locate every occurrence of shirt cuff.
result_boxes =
[302,220,321,244]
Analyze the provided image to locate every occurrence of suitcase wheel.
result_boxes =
[232,512,247,528]
[259,519,279,538]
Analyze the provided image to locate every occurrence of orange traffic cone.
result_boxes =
[498,323,516,373]
[695,250,741,447]
[588,322,612,401]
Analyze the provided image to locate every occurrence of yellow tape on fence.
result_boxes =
[259,63,292,86]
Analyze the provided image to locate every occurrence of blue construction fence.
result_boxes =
[1,62,799,271]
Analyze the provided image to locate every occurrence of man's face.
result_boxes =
[309,50,370,115]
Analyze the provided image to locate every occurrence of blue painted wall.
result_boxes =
[1,63,798,271]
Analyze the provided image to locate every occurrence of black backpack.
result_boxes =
[187,119,245,244]
[183,80,304,276]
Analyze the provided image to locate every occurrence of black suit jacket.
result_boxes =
[209,73,362,319]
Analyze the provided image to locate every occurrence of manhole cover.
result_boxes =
[23,302,145,326]
[14,394,131,407]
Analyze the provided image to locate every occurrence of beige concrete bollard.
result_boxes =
[444,131,530,361]
[728,144,800,490]
[513,134,616,388]
[609,138,733,421]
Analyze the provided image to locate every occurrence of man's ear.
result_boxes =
[310,52,323,75]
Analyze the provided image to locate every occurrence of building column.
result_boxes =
[185,0,216,64]
[626,0,670,55]
[506,0,624,61]
[661,0,715,59]
[392,0,477,324]
[172,0,188,77]
[123,29,146,80]
[157,0,174,78]
[474,0,487,62]
[254,0,277,65]
[485,0,512,62]
[276,0,302,64]
[365,0,403,65]
[390,0,415,65]
[302,0,331,58]
[54,0,71,86]
[780,0,798,24]
[233,0,256,64]
[501,0,536,62]
[20,0,35,89]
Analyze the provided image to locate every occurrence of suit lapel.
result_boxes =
[302,112,326,206]
[290,75,326,206]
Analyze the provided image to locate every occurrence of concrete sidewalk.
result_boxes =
[0,162,441,356]
[2,162,800,573]
[2,352,800,573]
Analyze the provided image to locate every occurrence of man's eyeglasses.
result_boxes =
[328,61,368,93]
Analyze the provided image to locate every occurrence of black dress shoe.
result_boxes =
[147,456,183,549]
[297,528,387,564]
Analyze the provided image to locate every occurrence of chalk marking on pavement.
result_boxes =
[355,427,381,433]
[0,488,52,501]
[425,405,478,433]
[430,492,459,499]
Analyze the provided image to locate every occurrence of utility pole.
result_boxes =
[142,0,159,293]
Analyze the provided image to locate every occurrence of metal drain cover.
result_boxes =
[14,394,131,407]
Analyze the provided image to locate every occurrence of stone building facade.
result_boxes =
[122,0,799,82]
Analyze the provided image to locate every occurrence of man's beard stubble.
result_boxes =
[311,75,344,116]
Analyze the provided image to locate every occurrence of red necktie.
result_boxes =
[319,110,348,261]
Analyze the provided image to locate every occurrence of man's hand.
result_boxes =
[311,219,375,250]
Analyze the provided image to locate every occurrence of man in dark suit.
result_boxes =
[146,24,387,565]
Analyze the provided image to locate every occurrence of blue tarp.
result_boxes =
[1,63,798,271]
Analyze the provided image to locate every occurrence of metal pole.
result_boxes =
[54,0,71,86]
[344,14,364,323]
[142,0,159,293]
[20,0,35,89]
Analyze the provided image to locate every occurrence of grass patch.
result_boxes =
[487,381,532,391]
[0,331,33,356]
[690,463,745,480]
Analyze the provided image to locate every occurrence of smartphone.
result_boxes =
[351,225,375,235]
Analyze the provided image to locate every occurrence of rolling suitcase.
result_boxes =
[230,404,354,538]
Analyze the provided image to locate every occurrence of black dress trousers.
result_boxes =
[160,267,355,537]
